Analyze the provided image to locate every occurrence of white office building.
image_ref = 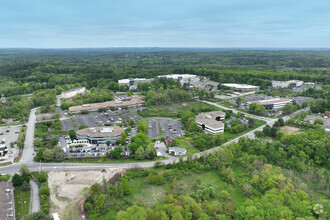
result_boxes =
[272,80,304,88]
[158,74,199,81]
[61,87,86,99]
[249,98,292,110]
[118,78,151,86]
[222,83,260,92]
[195,111,226,134]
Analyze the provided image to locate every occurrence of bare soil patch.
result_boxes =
[280,126,300,133]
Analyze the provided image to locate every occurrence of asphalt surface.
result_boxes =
[0,102,309,176]
[29,179,40,213]
[20,108,38,164]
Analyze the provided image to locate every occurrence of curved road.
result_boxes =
[0,103,308,175]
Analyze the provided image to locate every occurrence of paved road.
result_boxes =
[0,103,309,175]
[201,100,276,123]
[20,108,38,164]
[29,179,40,213]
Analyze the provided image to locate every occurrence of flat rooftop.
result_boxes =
[68,95,145,112]
[196,111,225,129]
[250,98,292,105]
[222,83,259,89]
[76,126,124,137]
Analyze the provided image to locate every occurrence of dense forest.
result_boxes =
[1,49,330,98]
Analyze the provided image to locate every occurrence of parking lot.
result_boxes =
[61,109,143,130]
[0,125,21,162]
[148,118,183,138]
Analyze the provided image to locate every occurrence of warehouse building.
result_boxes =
[196,111,226,134]
[272,80,304,88]
[222,83,260,92]
[68,95,145,114]
[61,87,86,99]
[248,98,292,110]
[76,126,125,144]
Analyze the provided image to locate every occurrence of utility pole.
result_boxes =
[1,94,8,119]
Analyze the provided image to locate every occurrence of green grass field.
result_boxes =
[138,101,222,118]
[14,186,30,219]
[174,137,200,154]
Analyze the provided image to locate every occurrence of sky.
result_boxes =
[1,0,330,48]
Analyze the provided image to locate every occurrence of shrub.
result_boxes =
[12,174,24,186]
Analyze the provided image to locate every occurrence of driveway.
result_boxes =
[29,179,40,213]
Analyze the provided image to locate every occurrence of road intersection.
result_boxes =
[0,102,308,175]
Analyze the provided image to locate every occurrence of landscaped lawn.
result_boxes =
[14,186,30,219]
[174,137,200,154]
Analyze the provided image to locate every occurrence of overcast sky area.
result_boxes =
[1,0,330,48]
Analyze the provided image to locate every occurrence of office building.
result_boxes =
[76,126,125,144]
[222,83,260,92]
[249,98,292,110]
[272,80,304,88]
[61,87,86,99]
[68,95,145,114]
[196,111,226,134]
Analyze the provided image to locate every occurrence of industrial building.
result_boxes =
[76,126,125,144]
[196,111,226,134]
[249,98,292,110]
[272,80,304,88]
[222,83,260,92]
[61,87,86,99]
[158,74,199,81]
[118,78,152,86]
[68,96,145,114]
[0,182,15,220]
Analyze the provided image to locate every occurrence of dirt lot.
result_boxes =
[48,169,122,213]
[280,126,300,133]
[36,113,56,121]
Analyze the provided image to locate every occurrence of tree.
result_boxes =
[145,145,156,159]
[314,118,323,125]
[42,149,54,161]
[247,118,255,128]
[12,174,24,186]
[22,181,30,191]
[263,125,272,137]
[108,81,119,91]
[20,164,31,177]
[110,147,123,158]
[68,130,76,140]
[120,131,127,145]
[37,172,47,183]
[23,211,47,220]
[118,178,132,196]
[236,97,242,107]
[278,118,285,126]
[93,194,106,215]
[249,103,265,116]
[282,103,295,115]
[135,147,145,160]
[53,146,64,161]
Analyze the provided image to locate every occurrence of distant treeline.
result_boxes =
[1,50,330,97]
